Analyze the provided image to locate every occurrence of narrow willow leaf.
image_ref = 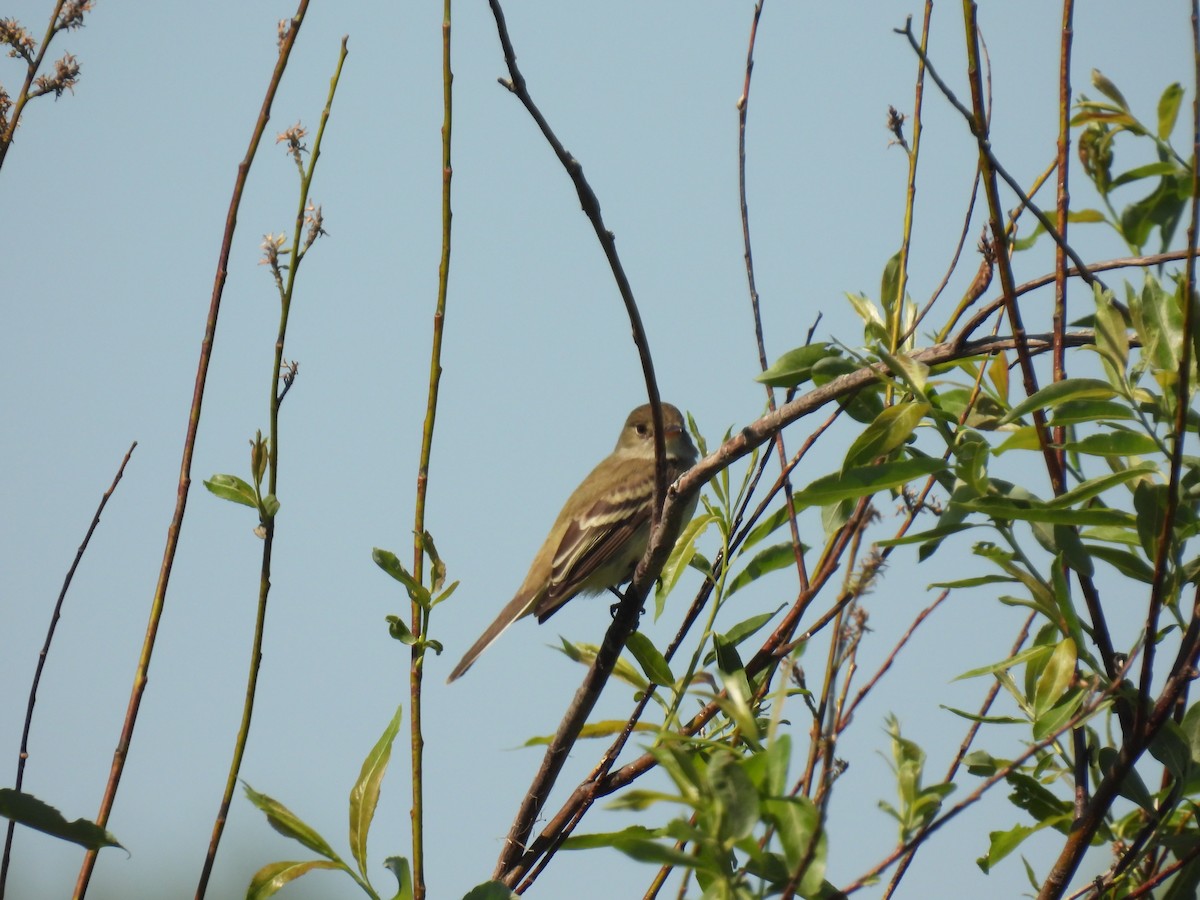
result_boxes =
[793,457,946,509]
[372,548,431,608]
[976,823,1037,874]
[1091,68,1129,110]
[656,510,717,618]
[384,856,414,900]
[988,351,1009,404]
[1045,462,1156,508]
[1158,82,1185,139]
[204,473,258,508]
[843,401,930,471]
[756,343,839,388]
[626,631,675,685]
[941,706,1023,725]
[0,789,122,851]
[559,640,647,691]
[960,497,1132,527]
[1048,399,1136,426]
[955,645,1054,681]
[563,825,664,849]
[349,704,403,879]
[727,542,796,596]
[997,379,1117,426]
[1033,639,1076,719]
[461,881,518,900]
[1063,431,1160,457]
[523,720,659,746]
[243,784,343,863]
[762,796,825,892]
[246,859,344,900]
[708,752,760,842]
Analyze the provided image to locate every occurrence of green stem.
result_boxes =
[194,33,347,900]
[408,4,453,897]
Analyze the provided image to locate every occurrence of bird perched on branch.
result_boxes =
[447,402,699,682]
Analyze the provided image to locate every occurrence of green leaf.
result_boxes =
[959,497,1132,527]
[559,640,647,691]
[1032,639,1076,720]
[246,859,344,900]
[708,752,759,842]
[843,401,930,471]
[563,825,664,849]
[997,379,1117,426]
[756,343,840,388]
[1062,431,1160,457]
[626,631,675,686]
[793,457,947,509]
[656,511,717,618]
[204,473,258,508]
[384,856,414,900]
[0,789,122,851]
[1097,747,1155,813]
[1045,462,1156,508]
[1048,399,1136,426]
[728,542,796,596]
[1134,481,1169,560]
[461,881,518,900]
[386,615,417,645]
[243,784,343,863]
[373,548,431,608]
[761,796,825,893]
[976,824,1037,874]
[523,720,659,746]
[1091,69,1129,110]
[1158,82,1185,138]
[349,704,403,879]
[1085,544,1155,582]
[1148,719,1193,782]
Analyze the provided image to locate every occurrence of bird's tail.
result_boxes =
[446,591,535,682]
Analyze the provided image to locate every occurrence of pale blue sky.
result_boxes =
[0,2,1189,898]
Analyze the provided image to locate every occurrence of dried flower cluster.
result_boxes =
[275,122,308,175]
[31,53,80,100]
[56,1,94,32]
[0,18,34,63]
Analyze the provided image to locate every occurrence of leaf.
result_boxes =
[243,784,343,863]
[959,497,1132,527]
[349,704,403,879]
[204,473,258,508]
[1063,431,1160,457]
[1091,68,1129,110]
[461,881,518,900]
[1033,639,1076,720]
[626,631,675,685]
[0,789,122,851]
[976,824,1037,874]
[656,510,717,617]
[842,401,930,471]
[761,796,825,893]
[792,457,947,509]
[246,859,344,900]
[756,343,840,388]
[728,542,797,596]
[523,720,659,746]
[708,752,759,842]
[1048,399,1136,426]
[1044,462,1156,508]
[563,825,664,849]
[558,640,647,691]
[384,856,414,900]
[997,379,1117,425]
[373,548,431,608]
[1158,82,1185,139]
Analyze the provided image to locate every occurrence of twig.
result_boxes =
[0,441,136,898]
[72,6,311,897]
[194,32,347,900]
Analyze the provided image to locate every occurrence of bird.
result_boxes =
[446,402,699,682]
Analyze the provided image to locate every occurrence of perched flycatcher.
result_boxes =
[447,402,699,682]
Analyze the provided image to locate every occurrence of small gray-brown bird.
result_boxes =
[446,403,699,682]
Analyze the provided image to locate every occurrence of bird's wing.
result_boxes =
[533,465,655,622]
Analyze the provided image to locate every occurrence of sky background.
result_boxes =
[0,2,1191,898]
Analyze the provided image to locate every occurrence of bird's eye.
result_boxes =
[635,423,649,436]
